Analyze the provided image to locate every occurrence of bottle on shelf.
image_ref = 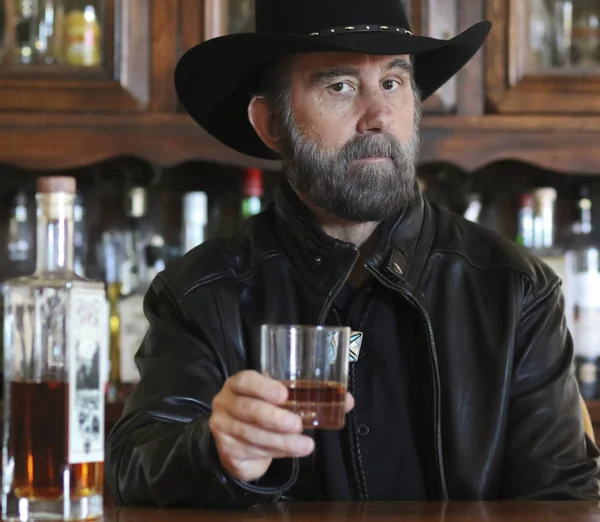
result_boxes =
[531,187,567,285]
[516,193,535,248]
[181,191,208,255]
[463,193,482,224]
[73,193,87,277]
[99,231,122,403]
[99,186,154,402]
[12,0,66,65]
[7,191,34,274]
[64,0,102,66]
[2,176,109,521]
[565,186,600,400]
[241,168,263,221]
[117,235,165,395]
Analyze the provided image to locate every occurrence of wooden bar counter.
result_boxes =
[102,502,600,521]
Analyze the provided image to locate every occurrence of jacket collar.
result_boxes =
[273,179,432,296]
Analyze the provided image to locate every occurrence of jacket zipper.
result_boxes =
[365,265,449,501]
[317,250,360,325]
[273,250,360,504]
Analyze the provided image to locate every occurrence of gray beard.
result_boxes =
[279,112,421,222]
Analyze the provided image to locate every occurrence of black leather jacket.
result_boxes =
[106,181,600,507]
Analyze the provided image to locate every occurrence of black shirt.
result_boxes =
[319,281,427,501]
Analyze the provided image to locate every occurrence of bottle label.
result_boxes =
[570,272,600,358]
[118,294,146,384]
[67,287,108,464]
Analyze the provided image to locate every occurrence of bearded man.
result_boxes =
[106,0,600,507]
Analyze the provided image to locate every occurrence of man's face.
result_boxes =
[276,52,421,222]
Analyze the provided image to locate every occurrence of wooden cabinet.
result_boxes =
[4,0,600,173]
[487,0,600,113]
[204,0,254,39]
[0,0,179,113]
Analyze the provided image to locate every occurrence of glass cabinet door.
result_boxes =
[487,0,600,114]
[2,0,105,69]
[519,0,600,76]
[413,0,458,114]
[0,0,151,112]
[204,0,254,40]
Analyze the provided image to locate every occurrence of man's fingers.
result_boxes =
[345,392,355,413]
[216,432,295,460]
[223,396,303,434]
[212,415,314,457]
[226,370,288,404]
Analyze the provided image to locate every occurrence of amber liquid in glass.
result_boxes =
[8,381,103,499]
[282,380,346,429]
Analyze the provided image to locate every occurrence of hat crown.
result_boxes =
[255,0,412,36]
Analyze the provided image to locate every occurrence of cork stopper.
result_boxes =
[36,176,77,195]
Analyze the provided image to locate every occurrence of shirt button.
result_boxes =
[357,424,370,436]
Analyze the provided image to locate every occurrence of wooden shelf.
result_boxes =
[4,113,600,173]
[0,112,281,171]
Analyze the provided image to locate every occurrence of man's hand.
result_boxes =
[209,370,355,483]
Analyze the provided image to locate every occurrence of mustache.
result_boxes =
[337,133,404,163]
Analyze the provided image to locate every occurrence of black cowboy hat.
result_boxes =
[175,0,491,160]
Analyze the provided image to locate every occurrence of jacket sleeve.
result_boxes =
[500,281,600,500]
[105,275,298,508]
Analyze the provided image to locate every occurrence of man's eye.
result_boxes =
[329,82,352,93]
[382,79,401,91]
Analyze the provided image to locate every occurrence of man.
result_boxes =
[106,0,600,507]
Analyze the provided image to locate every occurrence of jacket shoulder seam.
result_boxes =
[181,250,285,297]
[431,247,561,303]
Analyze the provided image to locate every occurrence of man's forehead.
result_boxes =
[292,52,411,72]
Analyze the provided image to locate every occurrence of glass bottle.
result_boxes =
[227,0,255,34]
[240,168,263,221]
[182,191,208,255]
[532,188,567,285]
[552,0,574,68]
[118,237,165,395]
[73,193,87,277]
[64,0,102,66]
[516,193,535,248]
[2,176,108,521]
[7,191,33,269]
[565,186,600,400]
[571,0,600,69]
[12,0,65,65]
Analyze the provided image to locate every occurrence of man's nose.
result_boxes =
[356,91,395,134]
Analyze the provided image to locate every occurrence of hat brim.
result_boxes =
[175,21,491,160]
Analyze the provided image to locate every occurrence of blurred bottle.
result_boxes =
[463,193,482,224]
[527,0,553,72]
[516,193,535,248]
[118,237,165,394]
[565,186,600,400]
[7,191,33,273]
[73,193,87,277]
[532,188,566,284]
[552,0,573,67]
[181,191,208,254]
[64,1,101,66]
[571,1,600,68]
[99,231,122,402]
[241,168,263,220]
[13,0,66,64]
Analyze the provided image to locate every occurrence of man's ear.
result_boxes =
[248,96,282,154]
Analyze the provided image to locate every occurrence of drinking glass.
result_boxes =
[260,324,350,430]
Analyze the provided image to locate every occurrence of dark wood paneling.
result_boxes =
[0,113,280,171]
[149,0,179,112]
[456,0,484,116]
